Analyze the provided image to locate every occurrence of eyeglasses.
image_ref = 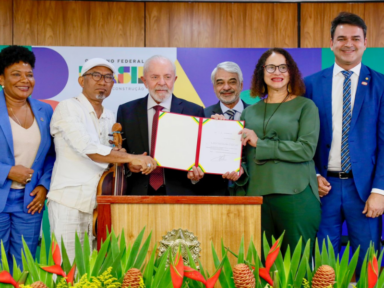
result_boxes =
[83,72,115,83]
[263,64,289,74]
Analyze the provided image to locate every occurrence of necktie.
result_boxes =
[226,109,236,120]
[341,70,353,173]
[149,105,164,190]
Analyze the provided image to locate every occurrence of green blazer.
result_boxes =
[236,97,320,200]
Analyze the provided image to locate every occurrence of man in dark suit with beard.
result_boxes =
[204,61,249,195]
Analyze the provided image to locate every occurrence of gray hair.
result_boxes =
[211,62,243,84]
[143,55,176,75]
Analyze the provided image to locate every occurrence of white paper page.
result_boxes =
[154,112,199,171]
[198,119,243,174]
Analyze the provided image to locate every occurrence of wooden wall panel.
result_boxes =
[13,0,38,45]
[13,0,144,46]
[364,3,384,47]
[146,2,297,48]
[0,0,12,45]
[301,3,366,48]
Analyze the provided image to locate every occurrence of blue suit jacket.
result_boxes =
[304,64,384,202]
[0,91,55,213]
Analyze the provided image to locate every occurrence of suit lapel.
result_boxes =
[170,94,184,114]
[350,64,370,131]
[137,96,150,153]
[0,91,14,155]
[29,98,46,162]
[322,67,334,138]
[212,101,223,114]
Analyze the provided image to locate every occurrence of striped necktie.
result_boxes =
[341,70,353,173]
[226,109,236,120]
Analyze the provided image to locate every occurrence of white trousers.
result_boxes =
[48,200,94,264]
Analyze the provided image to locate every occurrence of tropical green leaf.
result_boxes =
[21,251,32,285]
[238,236,245,264]
[221,240,235,288]
[39,235,47,266]
[198,258,207,280]
[283,245,291,281]
[61,236,71,274]
[91,234,111,277]
[246,239,254,263]
[376,248,384,288]
[337,242,350,286]
[134,231,153,269]
[143,243,157,288]
[83,232,91,275]
[356,250,368,288]
[153,248,170,288]
[74,232,86,277]
[321,240,328,266]
[12,256,21,283]
[21,237,39,282]
[127,227,146,269]
[314,238,321,272]
[327,237,336,270]
[341,246,359,288]
[290,237,302,278]
[293,256,308,288]
[1,241,9,272]
[212,242,229,288]
[262,232,270,266]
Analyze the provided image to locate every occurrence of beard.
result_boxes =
[218,92,239,105]
[96,92,106,100]
[150,89,172,103]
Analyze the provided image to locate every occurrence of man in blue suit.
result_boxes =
[204,61,249,195]
[304,12,384,271]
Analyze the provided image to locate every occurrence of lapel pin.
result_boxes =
[366,77,369,80]
[40,117,44,121]
[362,81,368,86]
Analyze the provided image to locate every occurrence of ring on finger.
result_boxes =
[242,133,247,139]
[39,203,42,207]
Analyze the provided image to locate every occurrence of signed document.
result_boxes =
[153,112,243,174]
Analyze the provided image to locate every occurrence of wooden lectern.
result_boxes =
[97,196,262,274]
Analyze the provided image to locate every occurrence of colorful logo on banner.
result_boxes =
[78,66,144,84]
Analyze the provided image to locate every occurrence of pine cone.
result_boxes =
[31,282,49,288]
[233,263,255,288]
[122,268,143,288]
[312,265,335,288]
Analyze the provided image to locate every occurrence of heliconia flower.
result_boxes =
[259,267,273,286]
[67,263,77,285]
[265,239,280,272]
[170,252,184,288]
[52,241,62,266]
[184,266,207,284]
[368,255,378,288]
[0,270,19,288]
[41,264,66,278]
[205,268,222,288]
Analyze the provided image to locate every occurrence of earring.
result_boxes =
[1,85,4,89]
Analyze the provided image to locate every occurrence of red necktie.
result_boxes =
[149,105,164,191]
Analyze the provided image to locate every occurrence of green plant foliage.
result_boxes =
[8,226,384,288]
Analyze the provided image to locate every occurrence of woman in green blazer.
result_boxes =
[225,48,321,255]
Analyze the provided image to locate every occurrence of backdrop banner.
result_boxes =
[6,46,383,115]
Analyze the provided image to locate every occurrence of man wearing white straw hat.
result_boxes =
[48,58,156,262]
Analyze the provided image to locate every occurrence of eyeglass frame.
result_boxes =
[263,64,289,74]
[82,72,115,83]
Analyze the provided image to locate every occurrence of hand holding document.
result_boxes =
[152,112,244,175]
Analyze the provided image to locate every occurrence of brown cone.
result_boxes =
[121,268,143,288]
[312,265,336,288]
[31,281,49,288]
[233,263,255,288]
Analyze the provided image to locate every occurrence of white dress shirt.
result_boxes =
[329,63,383,195]
[48,93,114,213]
[220,99,244,121]
[147,94,172,155]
